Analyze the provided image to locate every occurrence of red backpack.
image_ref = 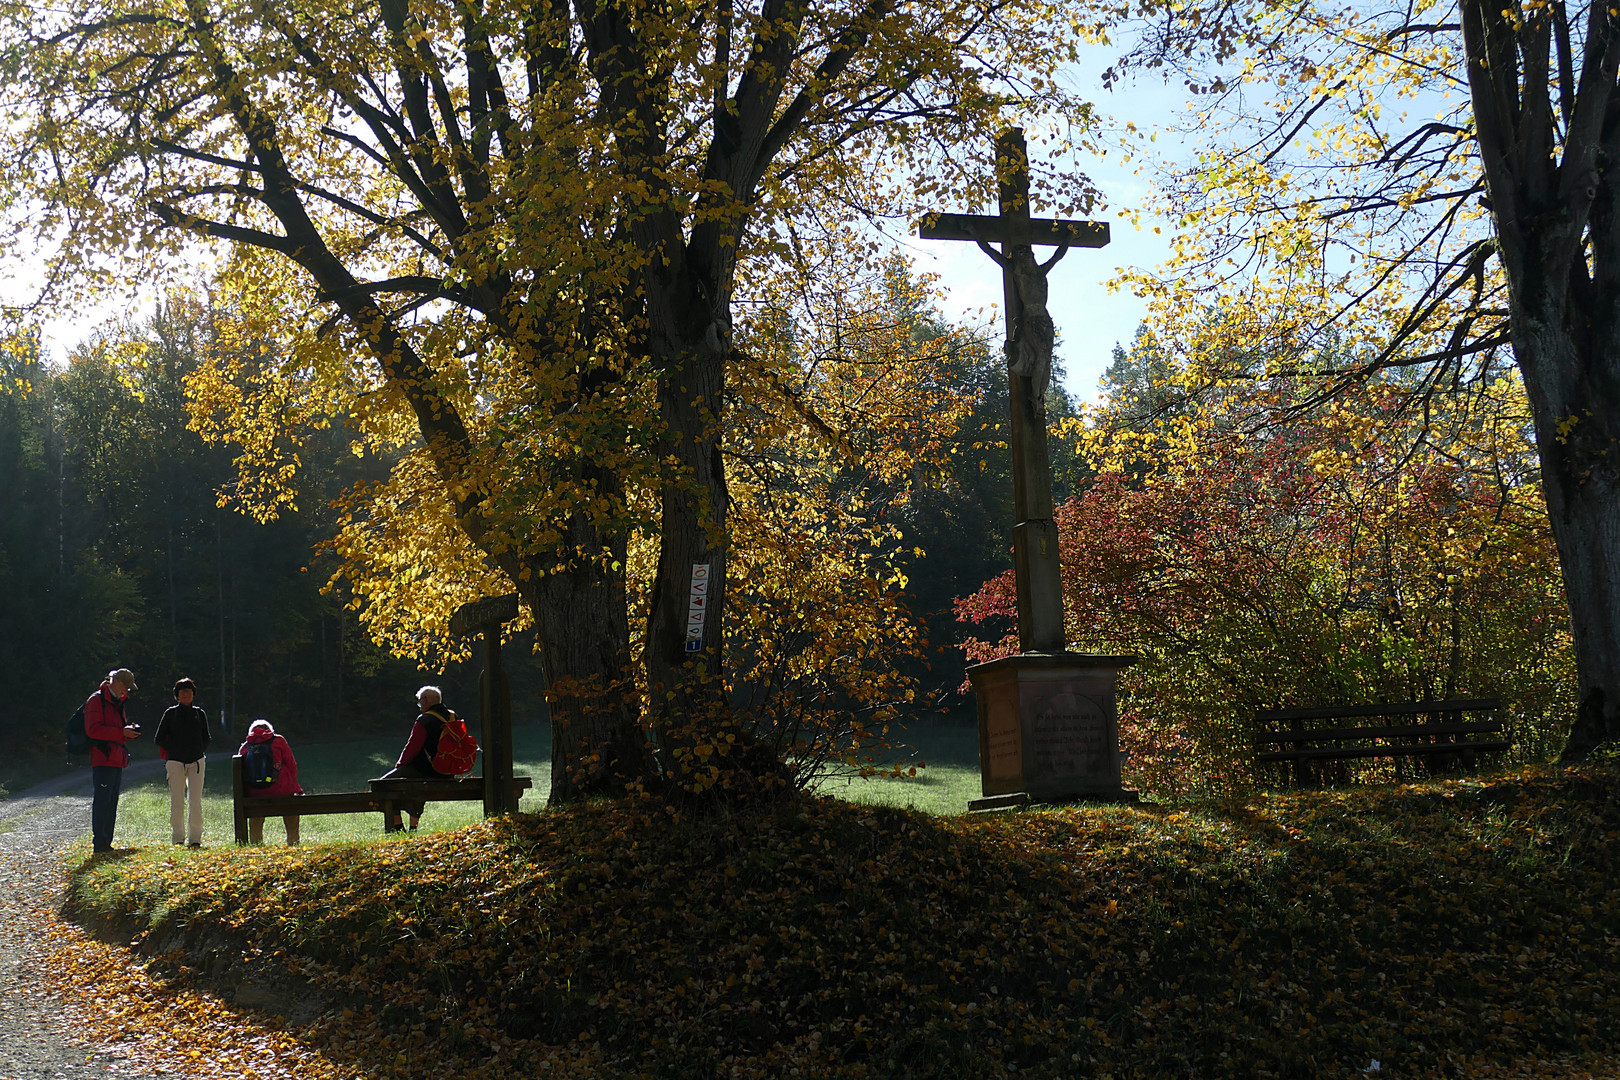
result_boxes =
[429,710,479,775]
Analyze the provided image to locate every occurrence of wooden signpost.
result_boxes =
[919,128,1137,809]
[450,592,521,817]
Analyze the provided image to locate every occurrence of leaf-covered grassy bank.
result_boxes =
[58,765,1620,1080]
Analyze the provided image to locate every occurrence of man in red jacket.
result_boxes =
[377,685,455,833]
[84,667,142,853]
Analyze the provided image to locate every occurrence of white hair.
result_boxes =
[416,685,442,705]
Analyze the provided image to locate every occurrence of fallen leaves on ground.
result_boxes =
[46,764,1620,1079]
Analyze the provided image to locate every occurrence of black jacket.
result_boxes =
[154,702,212,764]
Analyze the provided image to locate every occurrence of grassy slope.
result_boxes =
[61,763,1620,1080]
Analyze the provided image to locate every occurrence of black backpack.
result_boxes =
[66,700,116,756]
[244,740,280,787]
[64,704,89,755]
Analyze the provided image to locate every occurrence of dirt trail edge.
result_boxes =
[0,762,190,1080]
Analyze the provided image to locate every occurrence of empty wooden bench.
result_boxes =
[1255,699,1508,786]
[231,755,533,844]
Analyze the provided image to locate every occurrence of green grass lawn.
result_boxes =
[92,717,983,850]
[816,715,984,815]
[104,725,557,849]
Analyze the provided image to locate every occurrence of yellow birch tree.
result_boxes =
[0,0,1100,798]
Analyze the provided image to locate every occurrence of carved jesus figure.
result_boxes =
[1005,248,1057,398]
[978,238,1067,400]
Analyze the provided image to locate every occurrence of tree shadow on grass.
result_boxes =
[58,765,1620,1080]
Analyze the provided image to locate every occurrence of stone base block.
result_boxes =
[967,651,1139,805]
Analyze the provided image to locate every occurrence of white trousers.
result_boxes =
[165,758,206,845]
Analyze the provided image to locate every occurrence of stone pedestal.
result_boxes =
[966,652,1137,810]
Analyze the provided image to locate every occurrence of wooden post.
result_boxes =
[1291,716,1309,788]
[996,129,1065,653]
[451,593,520,820]
[481,625,516,816]
[917,128,1109,653]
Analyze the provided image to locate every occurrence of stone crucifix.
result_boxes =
[918,127,1109,654]
[921,128,1134,810]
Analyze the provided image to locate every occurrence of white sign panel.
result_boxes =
[685,563,711,652]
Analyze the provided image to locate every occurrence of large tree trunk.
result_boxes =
[637,241,795,797]
[640,293,796,799]
[1488,225,1620,760]
[522,530,649,804]
[499,444,650,805]
[1462,0,1620,759]
[1515,321,1620,761]
[644,344,728,705]
[641,266,739,792]
[578,0,735,788]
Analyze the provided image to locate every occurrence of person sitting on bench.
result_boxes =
[376,685,454,833]
[240,719,303,845]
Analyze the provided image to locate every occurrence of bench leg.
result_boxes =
[232,756,249,846]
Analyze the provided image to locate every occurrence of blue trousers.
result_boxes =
[91,765,123,851]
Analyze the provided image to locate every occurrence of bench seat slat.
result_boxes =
[1255,720,1505,745]
[1258,740,1511,763]
[242,792,383,816]
[1256,698,1500,723]
[368,777,533,801]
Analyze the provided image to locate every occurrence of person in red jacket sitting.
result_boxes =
[239,719,304,845]
[376,685,455,833]
[84,667,142,854]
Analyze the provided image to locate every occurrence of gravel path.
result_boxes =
[0,764,183,1080]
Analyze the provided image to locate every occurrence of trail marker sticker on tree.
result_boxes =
[685,564,711,652]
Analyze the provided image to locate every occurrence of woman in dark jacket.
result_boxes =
[154,677,211,847]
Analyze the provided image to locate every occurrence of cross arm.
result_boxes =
[916,212,1109,248]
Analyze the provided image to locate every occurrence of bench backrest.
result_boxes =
[1256,698,1500,724]
[1254,699,1503,746]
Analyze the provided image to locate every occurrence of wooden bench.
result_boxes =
[231,755,533,844]
[1255,698,1508,786]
